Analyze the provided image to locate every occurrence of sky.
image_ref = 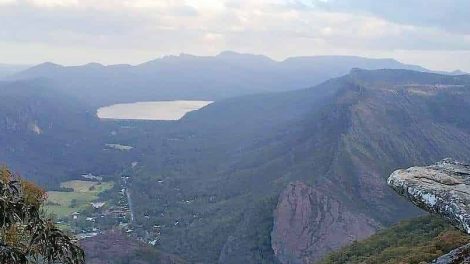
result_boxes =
[1,0,470,71]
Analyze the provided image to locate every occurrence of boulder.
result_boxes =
[388,159,470,234]
[430,243,470,264]
[388,159,470,263]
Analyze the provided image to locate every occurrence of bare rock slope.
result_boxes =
[271,181,379,264]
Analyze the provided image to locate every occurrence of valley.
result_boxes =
[43,163,150,244]
[45,180,114,219]
[2,62,470,263]
[3,2,469,263]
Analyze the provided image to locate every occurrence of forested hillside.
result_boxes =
[81,231,186,264]
[319,215,470,264]
[0,80,133,187]
[107,69,470,263]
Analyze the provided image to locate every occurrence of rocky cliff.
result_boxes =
[271,181,380,264]
[388,159,470,263]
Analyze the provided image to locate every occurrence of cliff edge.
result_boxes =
[388,159,470,263]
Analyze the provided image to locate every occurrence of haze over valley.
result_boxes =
[2,1,470,264]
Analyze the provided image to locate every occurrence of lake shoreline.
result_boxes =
[97,100,213,121]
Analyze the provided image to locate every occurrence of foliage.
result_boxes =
[318,215,470,264]
[0,166,85,264]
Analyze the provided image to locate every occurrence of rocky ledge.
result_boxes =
[430,243,470,264]
[388,158,470,263]
[388,159,470,234]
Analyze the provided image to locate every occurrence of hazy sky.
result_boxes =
[1,0,469,71]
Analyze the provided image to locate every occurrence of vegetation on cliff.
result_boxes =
[319,215,470,264]
[0,166,84,264]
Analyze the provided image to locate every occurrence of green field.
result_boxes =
[44,180,113,218]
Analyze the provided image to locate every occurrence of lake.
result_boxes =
[96,100,213,121]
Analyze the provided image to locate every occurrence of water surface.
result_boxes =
[97,100,213,120]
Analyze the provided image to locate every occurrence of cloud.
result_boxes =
[0,0,15,5]
[27,0,79,8]
[0,0,469,71]
[308,0,470,34]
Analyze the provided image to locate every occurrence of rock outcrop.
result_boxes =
[430,243,470,264]
[388,159,470,263]
[271,181,379,264]
[388,159,470,234]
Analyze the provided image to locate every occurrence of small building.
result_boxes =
[91,202,106,209]
[72,212,80,220]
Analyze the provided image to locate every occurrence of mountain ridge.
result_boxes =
[7,52,437,107]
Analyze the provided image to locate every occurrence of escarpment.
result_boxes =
[271,181,379,264]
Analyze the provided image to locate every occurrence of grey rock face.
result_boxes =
[388,159,470,234]
[388,159,470,263]
[430,243,470,264]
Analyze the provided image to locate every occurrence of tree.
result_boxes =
[0,166,85,264]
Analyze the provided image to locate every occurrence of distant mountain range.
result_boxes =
[6,51,438,107]
[0,63,31,78]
